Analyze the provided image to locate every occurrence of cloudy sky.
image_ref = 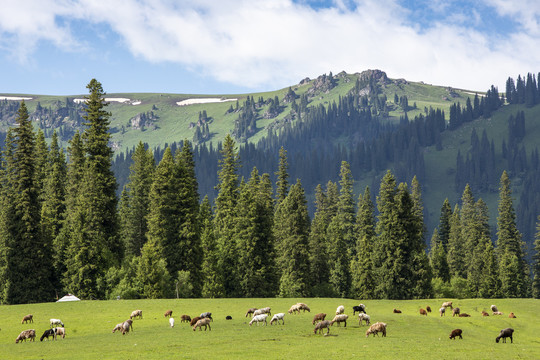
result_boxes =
[0,0,539,95]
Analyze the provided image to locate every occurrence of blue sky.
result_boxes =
[0,0,539,95]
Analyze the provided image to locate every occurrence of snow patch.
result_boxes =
[73,97,134,104]
[176,98,237,106]
[0,96,32,101]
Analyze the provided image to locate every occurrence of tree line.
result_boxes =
[1,79,540,304]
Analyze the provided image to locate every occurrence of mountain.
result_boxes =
[1,69,539,254]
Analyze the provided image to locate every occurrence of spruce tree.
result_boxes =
[275,180,311,297]
[122,142,154,257]
[447,205,467,278]
[176,140,202,297]
[327,161,355,297]
[350,186,376,299]
[275,146,289,205]
[496,171,529,297]
[214,134,240,296]
[137,238,172,299]
[0,102,54,303]
[460,184,477,274]
[199,196,225,297]
[430,229,450,282]
[308,184,332,296]
[438,198,452,250]
[236,168,277,297]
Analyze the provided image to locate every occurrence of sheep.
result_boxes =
[393,308,402,314]
[288,304,301,314]
[297,303,310,313]
[130,309,143,320]
[452,307,460,317]
[331,314,348,327]
[439,307,446,317]
[496,328,514,343]
[442,301,453,309]
[40,329,56,341]
[164,310,173,317]
[226,315,233,320]
[509,312,516,318]
[193,317,212,331]
[270,313,285,325]
[21,314,33,324]
[366,322,387,337]
[493,311,503,316]
[449,329,463,340]
[112,323,124,333]
[15,329,35,343]
[190,316,202,326]
[312,313,326,325]
[419,308,428,316]
[245,308,258,317]
[481,311,489,317]
[353,304,366,315]
[426,306,432,313]
[50,319,64,328]
[169,318,175,328]
[458,313,471,317]
[121,321,132,335]
[54,327,66,339]
[181,314,192,323]
[200,312,213,321]
[249,314,268,326]
[358,313,371,326]
[491,305,498,313]
[313,320,332,335]
[336,305,345,315]
[123,319,134,332]
[254,307,271,316]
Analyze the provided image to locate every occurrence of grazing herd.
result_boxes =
[10,301,519,347]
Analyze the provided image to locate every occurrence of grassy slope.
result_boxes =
[1,298,537,359]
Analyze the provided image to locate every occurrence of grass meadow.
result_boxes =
[1,298,538,359]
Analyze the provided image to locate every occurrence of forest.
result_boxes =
[0,78,540,304]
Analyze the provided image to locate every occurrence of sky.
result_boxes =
[0,0,539,96]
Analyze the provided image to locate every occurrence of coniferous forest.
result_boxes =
[1,78,540,305]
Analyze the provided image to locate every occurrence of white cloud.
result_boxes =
[1,0,540,91]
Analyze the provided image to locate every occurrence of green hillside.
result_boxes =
[0,70,476,153]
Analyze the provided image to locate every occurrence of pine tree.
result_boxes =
[496,171,529,297]
[64,80,122,298]
[275,146,289,205]
[121,142,154,257]
[460,184,478,275]
[176,140,202,297]
[214,134,240,296]
[0,102,54,303]
[137,238,172,299]
[327,161,355,297]
[275,180,311,297]
[308,184,332,296]
[430,229,450,282]
[40,131,67,292]
[466,199,492,296]
[350,187,376,299]
[146,147,179,276]
[447,205,466,278]
[236,168,277,297]
[199,196,225,298]
[438,198,452,250]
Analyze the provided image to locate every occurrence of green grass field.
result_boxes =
[1,298,538,359]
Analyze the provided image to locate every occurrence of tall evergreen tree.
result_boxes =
[214,134,240,297]
[430,229,450,282]
[496,171,529,297]
[438,198,452,250]
[327,161,355,297]
[0,102,54,303]
[176,140,202,297]
[350,186,376,299]
[64,80,121,298]
[447,205,466,278]
[275,180,311,297]
[236,168,277,297]
[199,196,225,298]
[275,146,289,205]
[121,141,154,257]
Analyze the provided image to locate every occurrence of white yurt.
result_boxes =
[57,294,80,302]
